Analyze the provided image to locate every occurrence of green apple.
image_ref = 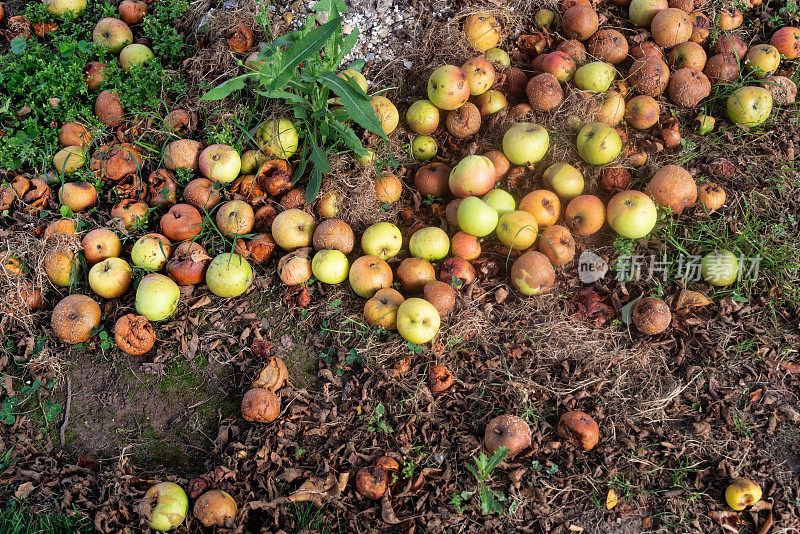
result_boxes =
[744,44,781,78]
[206,253,253,297]
[695,114,715,135]
[485,48,511,67]
[361,222,402,259]
[606,190,657,239]
[135,273,180,321]
[727,87,773,126]
[411,135,438,161]
[496,210,538,250]
[502,122,549,165]
[543,163,584,200]
[338,69,368,92]
[576,122,622,165]
[406,99,440,135]
[355,148,376,167]
[457,196,498,237]
[573,62,616,92]
[396,298,441,344]
[143,482,188,532]
[119,43,154,72]
[258,118,299,159]
[88,257,132,299]
[52,146,87,175]
[131,234,171,272]
[629,0,668,27]
[701,250,739,287]
[409,227,450,260]
[482,189,516,218]
[312,249,350,284]
[45,0,87,19]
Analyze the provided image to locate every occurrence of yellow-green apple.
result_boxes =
[744,44,780,78]
[364,288,404,329]
[771,27,800,60]
[92,18,132,53]
[628,0,668,27]
[240,149,267,174]
[311,249,350,284]
[496,210,538,250]
[462,57,496,96]
[565,195,606,236]
[50,294,100,343]
[396,298,440,344]
[695,114,715,135]
[482,188,516,218]
[397,258,436,294]
[82,228,122,265]
[457,196,498,237]
[272,208,316,250]
[449,154,496,198]
[119,43,153,72]
[83,61,107,91]
[463,13,500,51]
[427,65,471,110]
[519,189,560,228]
[725,479,761,511]
[338,69,368,92]
[727,86,773,126]
[258,118,299,159]
[510,250,555,295]
[52,146,86,175]
[606,190,657,238]
[355,148,376,167]
[278,248,313,286]
[596,91,625,125]
[59,181,97,212]
[89,257,132,299]
[502,122,550,165]
[361,222,402,259]
[349,255,392,298]
[701,250,739,287]
[543,163,584,200]
[473,89,508,116]
[451,231,481,260]
[406,100,440,135]
[142,482,188,532]
[371,96,399,135]
[538,225,575,266]
[411,136,438,161]
[576,122,622,165]
[44,249,80,286]
[574,61,616,92]
[409,227,450,260]
[131,233,172,271]
[135,273,180,321]
[486,47,510,67]
[45,0,87,19]
[206,252,253,297]
[199,144,241,183]
[316,191,341,218]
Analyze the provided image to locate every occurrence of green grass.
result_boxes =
[0,502,91,534]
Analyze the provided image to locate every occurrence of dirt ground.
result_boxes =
[1,0,800,533]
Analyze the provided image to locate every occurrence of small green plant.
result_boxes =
[201,0,387,200]
[364,402,393,434]
[450,490,473,514]
[402,458,414,479]
[465,446,509,514]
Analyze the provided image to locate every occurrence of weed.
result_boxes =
[0,501,92,533]
[363,402,393,434]
[463,446,509,514]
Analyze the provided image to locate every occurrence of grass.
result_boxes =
[0,503,92,534]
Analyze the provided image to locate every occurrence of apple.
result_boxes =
[463,13,500,51]
[338,69,368,92]
[510,250,555,296]
[119,0,147,25]
[496,210,538,250]
[183,178,223,211]
[240,149,267,174]
[725,479,762,511]
[374,174,403,204]
[92,18,132,53]
[427,65,471,110]
[349,255,392,298]
[449,155,496,197]
[411,135,438,161]
[457,196,498,237]
[486,48,511,67]
[45,219,77,240]
[160,203,203,242]
[565,195,606,236]
[538,225,575,267]
[316,191,341,218]
[59,181,97,212]
[576,122,622,165]
[364,288,404,330]
[135,273,180,321]
[59,122,92,147]
[271,208,316,250]
[482,189,516,218]
[51,294,101,343]
[167,242,211,285]
[89,257,132,299]
[44,249,80,286]
[519,190,560,228]
[83,61,107,91]
[543,163,584,200]
[409,227,450,261]
[198,144,241,183]
[771,26,800,60]
[423,280,456,317]
[164,139,203,172]
[258,118,299,159]
[142,482,188,532]
[629,0,668,27]
[119,43,154,72]
[596,91,625,126]
[311,249,350,284]
[573,61,616,92]
[206,252,253,297]
[744,44,781,78]
[727,86,773,126]
[45,0,87,19]
[406,99,440,135]
[701,250,739,287]
[396,298,441,344]
[82,228,122,264]
[131,233,172,271]
[606,190,657,238]
[52,146,86,175]
[398,258,437,294]
[355,149,376,167]
[193,489,237,528]
[278,248,313,286]
[111,199,148,231]
[451,231,481,260]
[361,222,402,260]
[695,114,715,135]
[371,96,400,135]
[502,122,549,165]
[462,57,496,96]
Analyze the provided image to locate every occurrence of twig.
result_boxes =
[59,376,72,447]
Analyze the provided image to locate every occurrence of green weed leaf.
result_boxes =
[200,75,249,101]
[265,16,342,92]
[318,71,386,139]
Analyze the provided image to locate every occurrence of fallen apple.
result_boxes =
[82,228,122,265]
[520,189,560,228]
[199,144,241,183]
[496,210,538,250]
[193,490,237,528]
[93,17,132,53]
[606,190,657,239]
[396,298,441,344]
[449,155,496,198]
[131,233,172,271]
[142,482,188,532]
[502,122,550,165]
[349,255,392,298]
[397,258,437,294]
[257,118,299,159]
[364,288,404,329]
[632,295,671,335]
[576,122,622,165]
[206,252,253,297]
[88,257,132,299]
[406,99,440,135]
[312,249,349,284]
[700,250,739,287]
[482,188,516,218]
[725,479,762,511]
[462,13,501,51]
[361,222,402,259]
[727,86,773,126]
[278,248,313,286]
[574,61,616,92]
[485,415,531,458]
[51,294,101,343]
[557,410,600,451]
[409,227,450,261]
[543,163,584,200]
[119,43,154,72]
[272,208,316,251]
[510,250,555,295]
[45,0,87,19]
[427,65,471,110]
[457,196,498,237]
[135,273,180,321]
[411,135,438,161]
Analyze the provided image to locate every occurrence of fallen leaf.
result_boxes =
[756,500,774,534]
[778,361,800,373]
[606,488,619,510]
[381,494,401,524]
[676,289,712,310]
[709,510,739,533]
